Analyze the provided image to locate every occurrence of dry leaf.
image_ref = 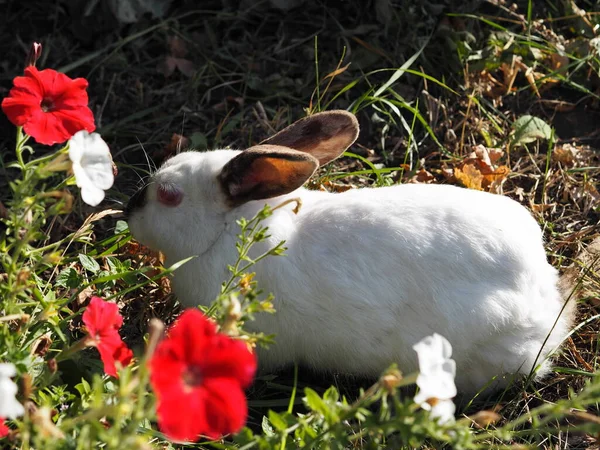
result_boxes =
[32,334,52,357]
[441,164,454,180]
[168,36,188,58]
[468,410,502,428]
[454,163,483,190]
[550,52,569,74]
[553,144,578,166]
[482,165,510,192]
[158,56,176,77]
[531,203,555,213]
[159,56,195,77]
[165,133,191,158]
[77,285,94,306]
[500,59,519,93]
[321,180,356,192]
[159,37,194,77]
[410,168,435,184]
[472,144,493,168]
[473,145,504,166]
[172,57,195,77]
[323,63,351,81]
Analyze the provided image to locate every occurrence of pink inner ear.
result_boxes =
[157,183,183,206]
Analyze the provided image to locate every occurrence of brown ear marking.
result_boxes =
[218,144,319,206]
[261,110,359,166]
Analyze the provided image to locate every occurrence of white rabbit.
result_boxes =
[126,110,573,394]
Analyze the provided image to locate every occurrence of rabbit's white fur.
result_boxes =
[128,147,572,394]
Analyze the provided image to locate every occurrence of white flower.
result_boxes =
[68,131,114,207]
[413,333,457,424]
[423,398,456,424]
[0,363,24,419]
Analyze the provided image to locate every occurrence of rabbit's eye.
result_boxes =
[157,183,183,207]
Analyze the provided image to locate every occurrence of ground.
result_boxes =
[1,0,600,448]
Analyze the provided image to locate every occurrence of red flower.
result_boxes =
[149,309,257,442]
[82,297,133,377]
[0,418,8,438]
[1,66,95,145]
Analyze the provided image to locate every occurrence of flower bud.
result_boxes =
[25,42,42,68]
[380,368,403,393]
[43,153,71,173]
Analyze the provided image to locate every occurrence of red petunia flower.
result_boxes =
[0,418,8,438]
[82,297,133,378]
[1,66,95,145]
[149,309,257,442]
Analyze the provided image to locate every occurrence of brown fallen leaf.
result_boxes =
[165,133,191,158]
[531,203,556,213]
[77,285,94,306]
[460,146,510,192]
[553,143,578,166]
[482,165,510,192]
[158,36,195,77]
[159,55,195,77]
[472,144,504,167]
[454,163,483,190]
[168,35,188,58]
[467,410,502,428]
[410,168,435,184]
[550,52,569,74]
[321,180,356,192]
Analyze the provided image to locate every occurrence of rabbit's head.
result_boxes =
[125,110,359,255]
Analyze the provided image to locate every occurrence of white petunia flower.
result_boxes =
[68,130,114,207]
[413,333,457,424]
[0,363,25,419]
[423,398,456,424]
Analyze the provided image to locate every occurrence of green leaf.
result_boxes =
[106,256,120,273]
[55,267,81,289]
[190,132,208,150]
[261,415,275,437]
[323,386,339,403]
[114,220,129,234]
[75,378,91,397]
[303,388,328,416]
[79,254,101,274]
[511,115,553,147]
[268,410,288,431]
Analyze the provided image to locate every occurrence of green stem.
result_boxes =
[55,336,91,362]
[15,127,31,171]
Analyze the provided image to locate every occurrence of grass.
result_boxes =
[1,0,600,448]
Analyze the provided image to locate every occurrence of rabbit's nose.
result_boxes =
[125,184,148,218]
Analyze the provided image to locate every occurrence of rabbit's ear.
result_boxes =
[219,144,318,206]
[261,110,359,166]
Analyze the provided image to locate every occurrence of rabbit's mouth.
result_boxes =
[124,184,148,218]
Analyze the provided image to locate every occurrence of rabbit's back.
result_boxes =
[250,184,569,392]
